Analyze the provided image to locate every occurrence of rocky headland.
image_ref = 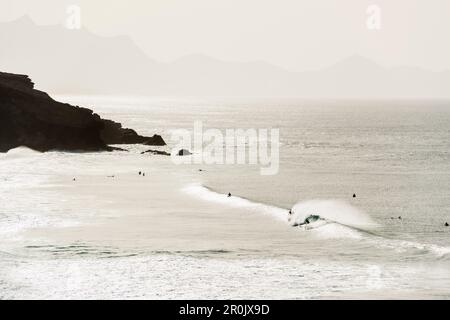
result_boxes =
[0,71,165,152]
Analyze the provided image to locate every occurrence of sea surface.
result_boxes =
[1,97,449,299]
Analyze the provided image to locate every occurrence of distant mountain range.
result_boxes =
[1,16,449,98]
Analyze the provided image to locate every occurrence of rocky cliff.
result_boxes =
[0,71,165,152]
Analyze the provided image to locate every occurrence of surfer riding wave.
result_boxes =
[182,183,450,258]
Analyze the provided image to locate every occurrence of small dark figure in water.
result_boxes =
[305,215,320,224]
[143,173,146,177]
[445,222,449,227]
[398,216,402,220]
[289,210,292,215]
[228,193,232,197]
[73,178,76,181]
[139,171,142,175]
[353,194,356,198]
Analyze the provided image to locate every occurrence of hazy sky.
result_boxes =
[1,0,450,71]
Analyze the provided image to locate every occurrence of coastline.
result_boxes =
[1,97,450,300]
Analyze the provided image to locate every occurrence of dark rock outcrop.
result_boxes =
[143,135,166,146]
[177,149,192,156]
[0,71,166,152]
[141,149,170,156]
[100,119,165,146]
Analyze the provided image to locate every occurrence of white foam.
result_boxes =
[2,146,41,160]
[182,184,369,240]
[182,183,287,221]
[291,199,377,230]
[369,237,450,258]
[310,223,363,239]
[0,213,80,240]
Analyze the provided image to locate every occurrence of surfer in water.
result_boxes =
[291,214,321,227]
[228,193,232,197]
[445,222,449,227]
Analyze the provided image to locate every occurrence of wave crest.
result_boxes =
[290,199,377,230]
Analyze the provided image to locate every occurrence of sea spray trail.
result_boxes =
[288,199,379,240]
[290,199,377,229]
[182,183,288,222]
[182,184,374,236]
[182,183,450,258]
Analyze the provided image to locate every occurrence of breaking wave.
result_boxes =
[182,183,287,222]
[1,146,41,160]
[182,183,450,258]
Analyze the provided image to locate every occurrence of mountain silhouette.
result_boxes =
[1,16,449,98]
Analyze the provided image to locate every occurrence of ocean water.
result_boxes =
[1,97,450,299]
